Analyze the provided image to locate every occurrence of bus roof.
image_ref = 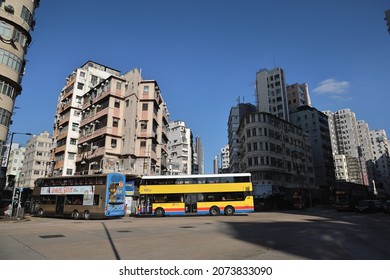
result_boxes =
[141,173,251,180]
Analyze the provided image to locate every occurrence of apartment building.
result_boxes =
[255,67,289,121]
[19,131,51,189]
[286,83,311,113]
[0,0,39,189]
[357,120,374,185]
[237,111,315,191]
[289,106,335,188]
[370,129,390,179]
[3,144,23,190]
[50,61,122,176]
[0,0,39,145]
[227,103,257,173]
[73,68,169,176]
[327,109,363,184]
[192,136,204,174]
[167,120,192,175]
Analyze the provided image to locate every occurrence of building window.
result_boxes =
[77,82,84,90]
[113,118,119,127]
[0,22,12,38]
[111,139,117,148]
[0,108,11,126]
[116,82,122,90]
[114,100,120,108]
[142,103,148,111]
[91,75,98,86]
[66,169,73,175]
[70,138,77,145]
[68,153,75,160]
[0,48,23,73]
[143,85,149,94]
[20,6,33,25]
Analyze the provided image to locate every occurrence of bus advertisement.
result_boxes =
[32,173,126,219]
[138,173,254,217]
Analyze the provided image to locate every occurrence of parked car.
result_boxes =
[383,200,390,214]
[0,199,12,216]
[355,200,383,213]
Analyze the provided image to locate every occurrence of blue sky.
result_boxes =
[10,0,390,173]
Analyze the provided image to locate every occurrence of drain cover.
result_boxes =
[179,226,195,229]
[39,234,65,239]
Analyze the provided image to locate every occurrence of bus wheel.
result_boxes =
[154,208,165,217]
[83,210,91,220]
[37,209,44,217]
[72,210,80,220]
[209,206,220,216]
[224,206,235,216]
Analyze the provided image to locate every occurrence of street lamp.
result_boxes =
[4,132,32,216]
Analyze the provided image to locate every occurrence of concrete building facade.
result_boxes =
[50,61,121,176]
[237,111,315,191]
[168,120,192,175]
[19,131,52,189]
[255,67,289,121]
[289,106,335,188]
[228,103,257,173]
[0,0,39,190]
[286,83,311,113]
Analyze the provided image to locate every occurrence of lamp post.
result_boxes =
[5,132,32,216]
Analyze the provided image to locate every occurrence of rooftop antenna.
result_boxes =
[236,96,240,104]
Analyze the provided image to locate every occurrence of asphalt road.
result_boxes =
[1,205,390,260]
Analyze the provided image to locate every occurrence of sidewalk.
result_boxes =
[0,214,32,223]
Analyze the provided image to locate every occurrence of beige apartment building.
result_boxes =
[0,0,39,144]
[50,61,122,176]
[70,66,169,176]
[0,0,39,190]
[19,131,52,189]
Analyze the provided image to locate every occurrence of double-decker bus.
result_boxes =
[138,173,254,217]
[332,181,370,211]
[32,173,126,219]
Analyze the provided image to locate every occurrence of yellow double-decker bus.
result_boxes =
[138,173,254,217]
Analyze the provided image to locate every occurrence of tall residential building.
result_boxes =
[333,109,360,158]
[227,103,257,173]
[286,83,311,113]
[20,131,52,189]
[0,0,39,188]
[237,111,315,191]
[357,120,374,185]
[167,121,192,175]
[370,130,390,179]
[49,61,121,176]
[4,144,23,190]
[49,61,170,177]
[323,111,338,155]
[255,67,289,121]
[213,155,219,174]
[192,136,204,174]
[74,69,169,176]
[289,106,335,188]
[326,109,363,184]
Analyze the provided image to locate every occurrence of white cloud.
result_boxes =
[313,79,350,96]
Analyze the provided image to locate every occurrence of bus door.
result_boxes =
[56,196,65,215]
[139,195,153,215]
[185,194,197,214]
